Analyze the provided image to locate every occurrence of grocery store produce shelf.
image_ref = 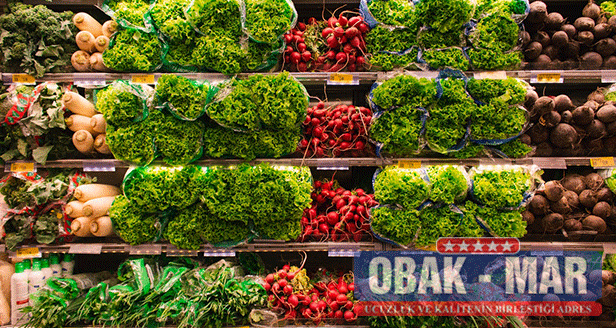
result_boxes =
[15,156,615,170]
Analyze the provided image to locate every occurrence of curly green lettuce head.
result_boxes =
[422,48,469,71]
[245,0,294,44]
[415,0,474,33]
[103,28,162,72]
[417,205,460,246]
[426,165,468,204]
[374,166,430,209]
[149,110,204,165]
[96,83,147,126]
[186,0,242,38]
[369,105,425,156]
[165,203,207,250]
[156,74,211,120]
[150,0,193,39]
[109,195,160,245]
[371,206,421,246]
[202,125,300,160]
[466,77,527,105]
[106,122,156,165]
[471,167,531,208]
[372,75,436,109]
[470,101,527,140]
[368,0,417,27]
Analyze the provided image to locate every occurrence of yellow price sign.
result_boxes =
[12,74,36,84]
[329,73,354,84]
[397,160,421,169]
[590,157,615,168]
[535,73,562,83]
[10,162,35,172]
[16,247,41,258]
[131,74,155,84]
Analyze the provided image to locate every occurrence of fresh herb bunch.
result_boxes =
[471,13,518,52]
[103,28,162,72]
[156,74,213,120]
[463,201,527,237]
[369,105,425,156]
[202,125,300,160]
[149,110,204,165]
[165,204,207,250]
[471,166,531,208]
[468,48,522,70]
[96,82,149,126]
[426,165,468,204]
[466,77,526,105]
[207,72,308,132]
[372,75,436,109]
[0,3,77,77]
[109,195,161,245]
[245,0,294,44]
[470,101,526,140]
[425,101,475,153]
[494,139,532,158]
[150,0,192,39]
[105,121,156,165]
[367,0,416,27]
[415,0,474,33]
[422,48,470,70]
[417,205,461,246]
[374,166,430,209]
[370,206,421,245]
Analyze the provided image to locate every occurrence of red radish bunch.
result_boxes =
[299,179,378,242]
[298,102,373,158]
[263,266,358,324]
[283,14,370,72]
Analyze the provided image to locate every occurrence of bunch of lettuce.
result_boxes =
[374,166,430,209]
[493,139,532,158]
[109,195,161,245]
[365,27,419,70]
[122,165,203,213]
[436,78,468,105]
[192,34,244,74]
[245,0,294,44]
[371,75,436,109]
[475,0,529,18]
[202,125,300,160]
[422,48,469,71]
[149,110,204,165]
[470,101,526,140]
[202,213,251,245]
[0,3,77,77]
[186,0,242,38]
[426,165,468,204]
[471,166,532,209]
[150,0,192,39]
[369,105,425,156]
[416,205,461,246]
[466,77,526,105]
[103,0,151,29]
[105,121,156,165]
[368,50,419,71]
[155,74,213,120]
[470,13,519,51]
[207,72,308,132]
[415,0,474,34]
[425,101,475,153]
[96,81,150,126]
[417,29,463,49]
[103,28,162,72]
[367,0,416,27]
[370,206,421,246]
[200,164,312,241]
[463,201,526,237]
[164,204,207,250]
[468,48,521,70]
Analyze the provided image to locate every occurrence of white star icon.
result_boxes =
[487,241,498,251]
[472,240,485,251]
[501,241,513,252]
[443,241,455,252]
[458,241,469,252]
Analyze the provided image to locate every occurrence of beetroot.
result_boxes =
[597,104,616,123]
[562,174,587,194]
[585,172,604,190]
[524,42,543,61]
[561,24,577,38]
[563,218,582,231]
[597,187,614,202]
[527,1,548,24]
[582,215,607,233]
[592,201,612,219]
[532,96,555,116]
[546,12,565,30]
[588,89,606,104]
[551,31,569,48]
[554,95,575,113]
[561,110,573,123]
[525,89,539,109]
[550,123,579,148]
[603,270,616,286]
[574,16,596,31]
[533,31,552,48]
[529,194,550,216]
[542,213,564,233]
[540,111,561,127]
[551,196,572,214]
[563,190,580,208]
[529,124,550,144]
[583,1,601,20]
[579,189,599,208]
[580,52,603,69]
[595,38,616,57]
[594,23,613,40]
[544,180,566,202]
[522,210,535,225]
[572,105,595,125]
[587,119,607,139]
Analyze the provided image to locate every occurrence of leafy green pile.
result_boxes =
[109,195,161,244]
[416,205,463,246]
[202,124,300,160]
[372,75,436,109]
[602,1,616,17]
[368,0,416,27]
[470,101,526,140]
[96,81,150,126]
[369,105,425,156]
[104,0,151,29]
[164,204,208,250]
[417,29,463,49]
[468,48,522,70]
[493,139,532,158]
[150,0,193,39]
[463,201,527,237]
[365,26,419,70]
[245,0,294,44]
[155,74,214,120]
[149,110,204,165]
[470,166,532,209]
[475,0,528,18]
[422,48,470,70]
[415,0,474,34]
[202,212,251,245]
[105,121,156,165]
[370,206,421,245]
[468,13,521,70]
[467,77,527,105]
[103,28,162,72]
[374,166,430,209]
[0,3,77,77]
[425,100,474,153]
[604,169,616,193]
[426,165,468,204]
[207,72,308,132]
[368,49,419,71]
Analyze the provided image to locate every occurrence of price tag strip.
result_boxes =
[83,160,116,172]
[316,159,350,171]
[601,71,616,83]
[129,244,162,255]
[473,71,507,80]
[131,74,156,84]
[397,160,421,169]
[327,73,359,86]
[203,249,236,257]
[12,74,36,85]
[532,158,567,170]
[590,157,615,168]
[530,73,563,84]
[328,249,360,257]
[14,247,42,259]
[5,161,36,173]
[69,244,102,254]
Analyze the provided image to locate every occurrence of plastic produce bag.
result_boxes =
[155,74,218,121]
[600,169,616,194]
[103,26,164,72]
[94,80,153,126]
[102,0,155,31]
[150,109,204,165]
[372,166,431,209]
[419,47,471,71]
[108,194,166,244]
[469,164,542,210]
[369,105,427,157]
[369,205,422,248]
[244,0,297,44]
[426,165,471,204]
[360,0,416,29]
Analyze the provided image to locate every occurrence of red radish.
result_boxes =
[327,36,340,48]
[263,282,271,291]
[335,310,344,319]
[283,285,293,295]
[298,43,307,52]
[339,36,348,44]
[266,274,275,284]
[350,36,361,48]
[285,45,293,53]
[327,212,339,225]
[330,301,340,311]
[358,23,369,33]
[298,22,306,31]
[348,283,355,291]
[349,16,362,26]
[322,27,334,38]
[344,310,355,321]
[298,62,308,72]
[336,293,348,304]
[345,27,359,38]
[328,17,338,28]
[338,15,348,27]
[345,301,354,309]
[282,264,290,271]
[290,52,301,64]
[333,26,345,38]
[295,30,304,37]
[309,301,319,312]
[279,271,288,279]
[279,279,288,288]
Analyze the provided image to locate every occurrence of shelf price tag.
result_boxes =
[83,160,116,172]
[328,249,360,257]
[590,157,615,168]
[129,244,162,255]
[12,74,36,84]
[131,74,155,84]
[69,244,102,254]
[397,160,421,169]
[531,73,562,83]
[7,161,36,173]
[327,73,359,85]
[473,71,507,80]
[203,250,235,257]
[15,247,41,258]
[316,159,349,170]
[532,158,567,169]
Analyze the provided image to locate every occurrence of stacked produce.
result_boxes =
[299,179,378,242]
[371,165,536,247]
[522,88,616,156]
[262,265,358,324]
[298,102,373,157]
[0,83,81,165]
[369,73,531,158]
[63,91,111,156]
[23,258,267,328]
[202,72,308,160]
[70,13,116,72]
[65,183,121,238]
[0,3,78,77]
[111,163,312,249]
[283,14,370,72]
[527,172,616,237]
[522,0,616,69]
[0,170,94,250]
[362,0,527,71]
